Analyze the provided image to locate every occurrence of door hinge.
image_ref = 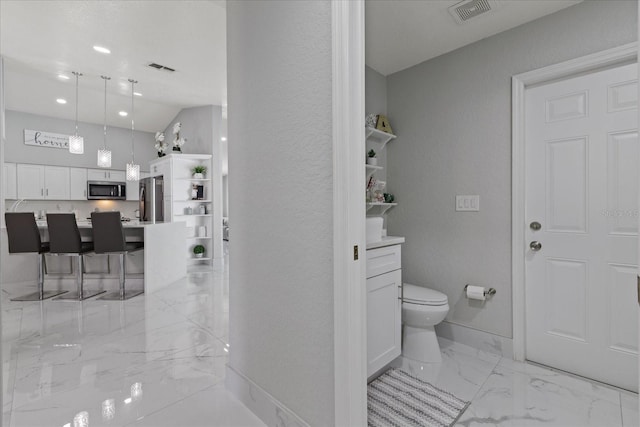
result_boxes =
[637,275,640,306]
[353,245,359,261]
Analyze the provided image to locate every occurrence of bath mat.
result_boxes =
[368,368,470,427]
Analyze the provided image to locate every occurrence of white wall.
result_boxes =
[5,110,155,171]
[386,0,638,338]
[227,1,334,425]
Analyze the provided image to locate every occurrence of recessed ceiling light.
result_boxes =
[221,137,227,141]
[56,98,67,104]
[58,74,70,80]
[133,92,142,97]
[119,111,128,117]
[93,45,111,54]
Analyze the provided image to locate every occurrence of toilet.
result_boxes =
[402,283,449,363]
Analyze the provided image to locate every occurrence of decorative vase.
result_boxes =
[367,157,377,166]
[173,146,182,152]
[195,253,204,258]
[158,152,166,157]
[193,173,204,179]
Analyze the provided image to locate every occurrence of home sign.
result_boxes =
[24,129,71,149]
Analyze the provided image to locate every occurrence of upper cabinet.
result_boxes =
[17,164,46,199]
[87,169,125,182]
[69,168,88,200]
[4,163,17,199]
[44,166,70,200]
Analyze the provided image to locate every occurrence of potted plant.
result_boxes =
[193,244,205,258]
[192,165,207,179]
[367,149,377,166]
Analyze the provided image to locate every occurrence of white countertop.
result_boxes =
[34,220,165,228]
[366,236,405,250]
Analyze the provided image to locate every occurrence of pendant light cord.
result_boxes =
[129,79,138,163]
[101,76,110,149]
[72,71,82,135]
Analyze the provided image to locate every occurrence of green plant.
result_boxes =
[192,165,207,174]
[368,149,377,158]
[193,245,205,255]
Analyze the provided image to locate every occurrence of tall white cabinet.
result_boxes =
[149,154,217,270]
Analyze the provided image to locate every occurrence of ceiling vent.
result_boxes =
[148,62,176,72]
[448,0,498,25]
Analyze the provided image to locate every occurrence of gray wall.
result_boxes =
[386,0,638,338]
[163,105,217,156]
[5,110,155,171]
[227,1,334,425]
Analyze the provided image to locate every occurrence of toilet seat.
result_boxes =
[403,283,448,306]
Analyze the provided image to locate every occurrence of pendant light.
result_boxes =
[97,76,112,167]
[69,71,84,154]
[126,78,140,181]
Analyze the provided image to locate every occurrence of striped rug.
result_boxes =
[368,368,470,427]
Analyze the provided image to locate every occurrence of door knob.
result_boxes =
[530,241,542,252]
[530,221,542,231]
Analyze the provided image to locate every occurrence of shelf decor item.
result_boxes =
[376,114,393,134]
[155,132,167,157]
[172,122,187,152]
[192,165,206,179]
[366,113,377,128]
[367,149,377,166]
[97,75,112,167]
[193,244,205,258]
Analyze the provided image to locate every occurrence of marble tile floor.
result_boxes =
[391,339,639,427]
[2,254,637,427]
[1,265,264,427]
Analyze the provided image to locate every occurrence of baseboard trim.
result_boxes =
[435,321,513,358]
[226,364,310,427]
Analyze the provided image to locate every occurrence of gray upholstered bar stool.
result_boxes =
[91,212,144,300]
[4,212,67,301]
[47,213,105,301]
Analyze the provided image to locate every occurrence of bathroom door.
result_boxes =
[525,62,638,392]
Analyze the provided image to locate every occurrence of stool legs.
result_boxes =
[98,253,143,301]
[10,254,67,301]
[54,255,105,301]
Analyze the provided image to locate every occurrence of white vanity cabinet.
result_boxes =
[17,164,69,200]
[366,243,402,377]
[69,167,88,200]
[4,163,17,199]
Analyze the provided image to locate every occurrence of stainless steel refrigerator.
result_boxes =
[139,176,164,222]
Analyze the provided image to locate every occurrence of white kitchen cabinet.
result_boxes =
[366,244,402,377]
[17,164,45,199]
[44,166,70,199]
[87,169,125,182]
[4,163,17,199]
[69,168,88,200]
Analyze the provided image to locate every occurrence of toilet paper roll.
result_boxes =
[466,285,486,301]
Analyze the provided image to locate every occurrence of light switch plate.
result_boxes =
[456,195,479,212]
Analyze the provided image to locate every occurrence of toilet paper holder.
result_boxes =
[464,284,496,297]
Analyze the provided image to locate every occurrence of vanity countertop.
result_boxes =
[366,236,405,250]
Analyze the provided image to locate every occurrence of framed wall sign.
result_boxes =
[24,129,71,149]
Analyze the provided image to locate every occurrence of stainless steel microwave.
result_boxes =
[87,181,127,200]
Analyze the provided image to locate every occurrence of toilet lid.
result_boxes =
[403,283,448,305]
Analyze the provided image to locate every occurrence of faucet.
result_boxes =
[9,199,26,212]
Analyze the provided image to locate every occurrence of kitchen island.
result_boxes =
[1,220,187,295]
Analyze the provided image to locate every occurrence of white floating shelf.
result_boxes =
[366,202,397,215]
[176,178,212,182]
[175,200,212,203]
[365,126,396,149]
[189,257,212,261]
[366,164,383,179]
[174,214,212,217]
[186,236,212,240]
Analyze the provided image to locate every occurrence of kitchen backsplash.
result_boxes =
[5,199,139,220]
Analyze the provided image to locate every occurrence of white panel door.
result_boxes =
[17,164,44,199]
[4,163,17,199]
[69,167,87,200]
[367,269,401,377]
[525,63,638,391]
[44,166,70,200]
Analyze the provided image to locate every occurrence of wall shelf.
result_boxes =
[366,126,396,149]
[176,178,211,182]
[174,214,212,217]
[175,200,212,203]
[366,202,397,215]
[366,164,383,179]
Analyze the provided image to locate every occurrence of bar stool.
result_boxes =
[47,213,105,301]
[4,212,67,301]
[91,212,144,300]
